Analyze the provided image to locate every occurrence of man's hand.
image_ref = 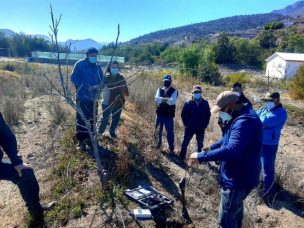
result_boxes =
[14,163,32,178]
[161,98,169,103]
[188,152,200,166]
[202,146,211,153]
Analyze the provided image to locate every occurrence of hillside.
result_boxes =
[272,0,304,18]
[127,13,287,45]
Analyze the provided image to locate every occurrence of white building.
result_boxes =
[265,52,304,79]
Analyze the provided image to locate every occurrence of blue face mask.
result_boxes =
[110,69,119,76]
[193,93,201,100]
[88,57,97,64]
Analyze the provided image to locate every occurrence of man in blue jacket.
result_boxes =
[257,92,287,195]
[71,47,103,151]
[0,112,43,226]
[188,91,263,228]
[180,85,211,160]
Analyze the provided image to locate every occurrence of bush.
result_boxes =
[225,73,249,86]
[198,63,223,86]
[264,21,284,30]
[288,65,304,100]
[1,63,16,72]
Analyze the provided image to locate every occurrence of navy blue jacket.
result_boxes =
[197,105,263,190]
[71,59,103,101]
[181,98,211,131]
[0,112,23,165]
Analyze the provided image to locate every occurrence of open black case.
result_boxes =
[125,186,172,210]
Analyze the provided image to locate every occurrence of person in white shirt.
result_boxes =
[154,75,178,155]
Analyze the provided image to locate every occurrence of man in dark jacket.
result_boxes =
[188,91,263,228]
[180,85,210,160]
[0,112,43,226]
[155,75,178,154]
[257,92,287,195]
[231,82,252,107]
[98,61,129,138]
[71,47,103,150]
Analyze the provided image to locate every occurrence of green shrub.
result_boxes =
[225,73,249,86]
[288,64,304,100]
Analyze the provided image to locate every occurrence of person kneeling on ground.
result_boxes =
[179,85,210,161]
[0,112,44,226]
[188,91,263,228]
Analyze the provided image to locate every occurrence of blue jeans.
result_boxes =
[261,144,279,194]
[76,100,96,142]
[180,128,205,160]
[219,187,251,228]
[155,115,174,151]
[0,161,42,214]
[99,104,123,134]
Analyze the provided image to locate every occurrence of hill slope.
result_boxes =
[272,0,304,18]
[127,13,287,44]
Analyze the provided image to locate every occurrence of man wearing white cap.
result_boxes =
[188,91,263,228]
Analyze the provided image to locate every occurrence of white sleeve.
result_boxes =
[155,88,162,105]
[167,90,177,106]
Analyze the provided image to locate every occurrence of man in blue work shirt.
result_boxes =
[257,92,287,195]
[188,91,263,228]
[0,112,43,226]
[71,47,103,151]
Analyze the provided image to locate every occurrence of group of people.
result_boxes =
[155,74,287,227]
[0,47,288,227]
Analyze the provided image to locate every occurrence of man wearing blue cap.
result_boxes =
[71,47,103,151]
[155,75,178,154]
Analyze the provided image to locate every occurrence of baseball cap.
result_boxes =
[211,91,240,113]
[163,75,172,81]
[262,92,280,101]
[192,85,202,93]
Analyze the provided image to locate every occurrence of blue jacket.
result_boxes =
[71,59,103,101]
[0,112,23,166]
[257,104,287,145]
[197,105,263,190]
[181,98,211,131]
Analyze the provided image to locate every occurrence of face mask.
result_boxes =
[163,80,171,88]
[265,101,275,110]
[233,91,241,97]
[219,111,232,125]
[88,57,97,64]
[193,93,201,100]
[110,69,119,76]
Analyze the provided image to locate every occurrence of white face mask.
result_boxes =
[219,111,232,124]
[265,101,275,110]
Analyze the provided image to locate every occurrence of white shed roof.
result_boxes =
[266,52,304,62]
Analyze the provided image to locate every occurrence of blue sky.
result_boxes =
[0,0,300,42]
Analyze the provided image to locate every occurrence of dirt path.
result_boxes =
[0,95,55,227]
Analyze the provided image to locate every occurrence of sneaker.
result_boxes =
[29,209,44,228]
[76,141,86,151]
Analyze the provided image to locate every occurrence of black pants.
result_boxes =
[180,128,205,160]
[0,161,42,213]
[76,100,97,143]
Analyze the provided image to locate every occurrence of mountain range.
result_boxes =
[1,1,304,48]
[0,29,107,51]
